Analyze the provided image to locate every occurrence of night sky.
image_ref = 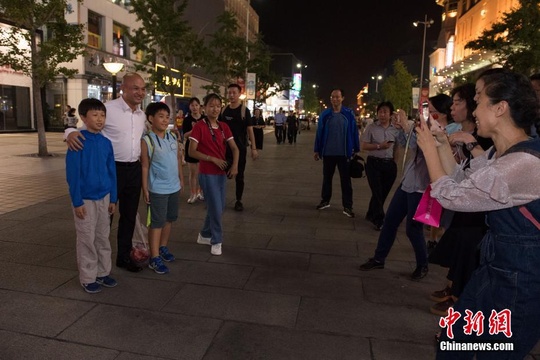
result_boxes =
[251,0,442,108]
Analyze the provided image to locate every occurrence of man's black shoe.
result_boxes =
[117,260,143,273]
[359,258,384,271]
[234,200,244,211]
[411,265,429,281]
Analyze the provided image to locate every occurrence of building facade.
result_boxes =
[0,0,260,133]
[430,0,519,93]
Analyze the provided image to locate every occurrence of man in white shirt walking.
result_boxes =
[66,72,147,273]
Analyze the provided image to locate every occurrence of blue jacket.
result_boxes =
[314,106,360,157]
[66,130,117,207]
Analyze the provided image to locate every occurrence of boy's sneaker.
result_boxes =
[149,256,169,274]
[159,246,175,262]
[343,208,355,218]
[316,201,330,210]
[96,275,117,288]
[82,282,102,294]
[358,258,385,271]
[211,243,222,256]
[197,233,211,245]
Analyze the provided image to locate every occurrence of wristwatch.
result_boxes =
[465,141,479,151]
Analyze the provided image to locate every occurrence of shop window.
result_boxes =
[88,11,103,49]
[0,85,32,131]
[112,23,128,57]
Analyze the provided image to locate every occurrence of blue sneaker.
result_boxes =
[149,256,169,274]
[82,282,102,294]
[96,275,118,288]
[159,246,175,262]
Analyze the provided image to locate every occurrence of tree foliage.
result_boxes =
[381,59,414,114]
[128,0,202,116]
[201,11,248,94]
[465,0,540,74]
[0,0,85,156]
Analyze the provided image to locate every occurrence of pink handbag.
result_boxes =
[413,185,443,227]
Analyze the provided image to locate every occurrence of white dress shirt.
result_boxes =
[65,97,147,162]
[103,97,147,162]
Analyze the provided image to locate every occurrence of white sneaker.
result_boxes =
[197,193,205,201]
[187,194,197,204]
[197,233,211,245]
[211,243,222,256]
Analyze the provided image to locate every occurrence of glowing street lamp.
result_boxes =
[413,15,434,93]
[371,75,383,93]
[103,61,124,99]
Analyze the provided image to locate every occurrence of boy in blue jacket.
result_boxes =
[66,98,118,294]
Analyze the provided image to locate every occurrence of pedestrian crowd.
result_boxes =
[63,69,540,359]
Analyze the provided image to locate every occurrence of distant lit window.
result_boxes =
[88,11,103,49]
[446,35,455,67]
[112,23,128,57]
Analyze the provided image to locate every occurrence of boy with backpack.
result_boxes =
[141,102,184,274]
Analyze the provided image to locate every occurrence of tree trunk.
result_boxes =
[31,28,49,157]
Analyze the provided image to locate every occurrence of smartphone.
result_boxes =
[421,101,430,122]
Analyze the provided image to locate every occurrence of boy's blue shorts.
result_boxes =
[149,191,179,228]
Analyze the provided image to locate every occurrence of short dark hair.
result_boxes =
[530,73,540,82]
[227,83,242,92]
[331,88,345,97]
[376,101,394,114]
[188,97,201,105]
[145,102,170,120]
[78,98,106,117]
[203,93,222,106]
[428,94,453,123]
[451,83,477,121]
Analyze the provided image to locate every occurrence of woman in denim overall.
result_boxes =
[417,68,540,359]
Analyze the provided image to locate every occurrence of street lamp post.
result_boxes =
[371,75,382,93]
[103,61,124,100]
[413,15,434,95]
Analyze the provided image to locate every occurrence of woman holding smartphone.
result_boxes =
[360,101,400,230]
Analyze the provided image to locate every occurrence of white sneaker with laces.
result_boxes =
[211,243,222,256]
[197,233,211,245]
[197,193,205,201]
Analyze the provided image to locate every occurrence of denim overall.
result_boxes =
[438,139,540,359]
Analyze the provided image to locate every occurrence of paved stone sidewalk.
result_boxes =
[0,131,538,359]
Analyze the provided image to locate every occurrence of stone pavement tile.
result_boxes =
[296,297,440,344]
[244,268,364,301]
[308,254,418,278]
[43,249,78,270]
[166,242,216,262]
[223,221,315,237]
[267,236,358,256]
[220,231,272,249]
[135,259,253,289]
[0,240,71,265]
[315,226,361,241]
[115,353,170,360]
[209,246,310,271]
[0,290,95,337]
[0,329,119,360]
[0,202,68,221]
[0,224,61,246]
[204,322,370,360]
[57,304,221,360]
[163,284,299,328]
[51,276,184,311]
[0,262,77,294]
[371,338,437,360]
[0,219,22,231]
[362,277,442,310]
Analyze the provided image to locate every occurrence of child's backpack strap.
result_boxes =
[142,133,155,165]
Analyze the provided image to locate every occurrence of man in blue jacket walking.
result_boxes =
[313,88,360,217]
